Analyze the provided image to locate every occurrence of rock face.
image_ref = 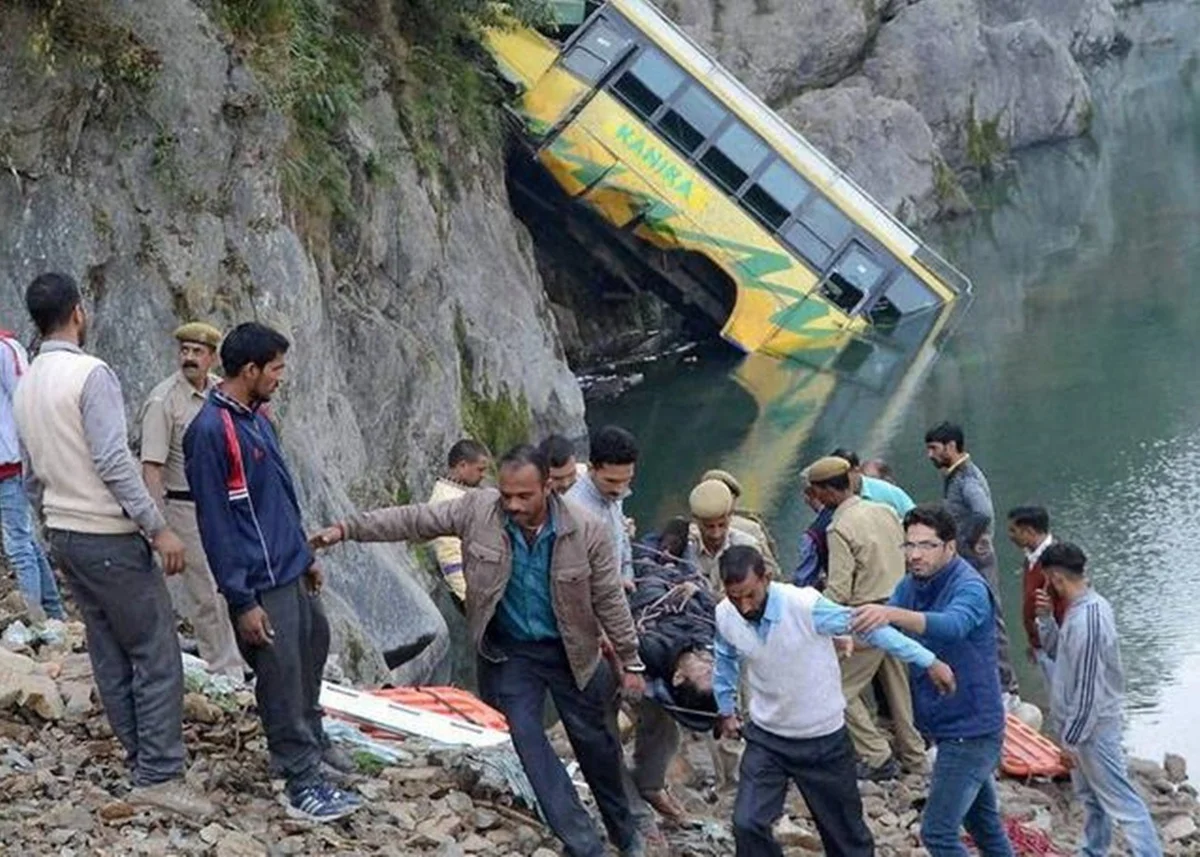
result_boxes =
[0,0,585,682]
[984,0,1123,60]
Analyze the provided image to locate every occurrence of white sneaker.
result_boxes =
[129,779,216,819]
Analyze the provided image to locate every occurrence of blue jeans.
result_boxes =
[1072,726,1162,857]
[921,732,1014,857]
[0,475,65,619]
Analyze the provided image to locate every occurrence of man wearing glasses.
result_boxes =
[851,504,1014,857]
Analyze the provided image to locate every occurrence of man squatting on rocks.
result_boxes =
[714,544,955,857]
[140,321,246,680]
[311,444,650,857]
[185,322,362,823]
[13,272,213,818]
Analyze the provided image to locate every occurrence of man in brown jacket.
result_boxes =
[311,444,647,857]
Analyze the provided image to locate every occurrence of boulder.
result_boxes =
[1162,814,1197,842]
[1165,753,1188,784]
[982,0,1123,60]
[864,0,1092,168]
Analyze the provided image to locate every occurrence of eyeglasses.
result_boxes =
[901,540,945,553]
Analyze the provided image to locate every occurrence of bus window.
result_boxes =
[743,159,811,229]
[658,85,725,156]
[798,196,853,251]
[700,121,769,193]
[561,18,633,83]
[869,269,939,324]
[612,48,685,119]
[819,243,885,315]
[783,220,834,270]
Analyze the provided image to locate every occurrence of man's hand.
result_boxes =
[309,524,345,550]
[621,670,646,701]
[833,635,855,659]
[152,528,187,575]
[927,659,957,695]
[623,578,636,593]
[1061,748,1077,770]
[304,565,324,596]
[624,516,636,539]
[716,714,742,740]
[1026,646,1039,665]
[237,606,274,647]
[850,604,895,635]
[1034,587,1053,618]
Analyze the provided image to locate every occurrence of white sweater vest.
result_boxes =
[716,583,846,739]
[14,350,138,535]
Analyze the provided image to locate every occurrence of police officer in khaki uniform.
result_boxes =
[688,479,778,593]
[140,323,245,679]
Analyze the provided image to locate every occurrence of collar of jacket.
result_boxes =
[212,387,264,417]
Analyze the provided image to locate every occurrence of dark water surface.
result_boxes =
[589,1,1200,764]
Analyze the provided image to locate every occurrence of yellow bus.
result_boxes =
[486,0,971,364]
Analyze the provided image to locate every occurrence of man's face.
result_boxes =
[1007,521,1038,551]
[499,462,550,530]
[696,513,730,551]
[848,467,864,493]
[547,456,579,494]
[672,650,714,694]
[591,462,634,501]
[178,342,216,385]
[802,484,822,512]
[247,355,286,403]
[925,441,957,469]
[903,523,956,578]
[724,571,770,622]
[454,456,491,488]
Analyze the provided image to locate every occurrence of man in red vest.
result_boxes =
[1006,506,1067,684]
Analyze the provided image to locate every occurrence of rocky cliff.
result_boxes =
[0,0,585,683]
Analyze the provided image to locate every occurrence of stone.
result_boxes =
[215,831,268,857]
[1165,753,1188,784]
[98,801,135,821]
[444,789,474,814]
[773,815,821,850]
[0,669,65,720]
[1162,815,1196,842]
[981,0,1122,60]
[531,849,558,857]
[472,808,501,831]
[182,692,223,724]
[461,833,491,853]
[199,824,226,844]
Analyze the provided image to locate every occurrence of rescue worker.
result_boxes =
[540,433,586,495]
[701,468,779,568]
[140,322,245,678]
[688,479,777,591]
[427,439,490,602]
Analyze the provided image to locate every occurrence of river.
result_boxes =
[588,1,1200,765]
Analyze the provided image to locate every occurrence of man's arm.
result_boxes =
[184,421,255,615]
[80,366,166,535]
[587,521,644,672]
[793,531,822,587]
[854,577,991,642]
[713,631,741,717]
[958,477,993,550]
[340,495,473,543]
[139,396,172,513]
[1059,603,1109,747]
[1037,614,1060,658]
[812,596,936,668]
[824,527,856,605]
[20,443,43,517]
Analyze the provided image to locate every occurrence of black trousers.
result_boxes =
[237,578,330,794]
[734,722,874,857]
[478,639,636,857]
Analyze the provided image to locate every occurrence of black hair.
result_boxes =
[1041,542,1087,577]
[1007,505,1050,533]
[925,421,966,450]
[26,272,82,336]
[220,322,290,378]
[811,472,852,492]
[589,425,638,468]
[671,675,717,715]
[829,448,861,468]
[719,544,766,585]
[903,503,958,543]
[658,516,690,560]
[448,439,490,468]
[538,434,577,469]
[498,443,549,480]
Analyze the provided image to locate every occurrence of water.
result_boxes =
[589,1,1200,765]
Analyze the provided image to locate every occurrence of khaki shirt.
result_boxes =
[689,525,777,591]
[139,371,218,492]
[826,495,905,607]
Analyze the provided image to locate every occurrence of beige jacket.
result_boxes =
[826,496,905,606]
[342,490,642,689]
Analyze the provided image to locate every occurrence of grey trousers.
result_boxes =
[970,553,1019,694]
[237,578,330,794]
[632,699,682,794]
[48,530,185,786]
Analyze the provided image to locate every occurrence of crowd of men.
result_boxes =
[0,270,1164,857]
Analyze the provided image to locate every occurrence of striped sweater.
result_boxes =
[1038,587,1125,747]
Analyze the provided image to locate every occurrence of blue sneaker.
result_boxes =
[287,783,361,822]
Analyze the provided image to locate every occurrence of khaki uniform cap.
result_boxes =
[701,468,743,498]
[689,479,734,519]
[803,456,852,486]
[174,322,222,349]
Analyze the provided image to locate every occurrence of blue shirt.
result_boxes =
[565,475,633,581]
[713,589,936,716]
[861,475,915,518]
[495,515,560,641]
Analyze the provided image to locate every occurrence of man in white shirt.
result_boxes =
[714,545,954,857]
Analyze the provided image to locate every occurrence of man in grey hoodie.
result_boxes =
[924,422,1018,699]
[1036,542,1161,857]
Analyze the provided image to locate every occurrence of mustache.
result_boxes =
[181,362,200,369]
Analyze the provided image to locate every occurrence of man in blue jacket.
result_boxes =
[851,504,1014,857]
[184,322,361,823]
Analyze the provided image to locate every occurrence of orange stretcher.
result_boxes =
[1001,712,1069,780]
[358,686,509,735]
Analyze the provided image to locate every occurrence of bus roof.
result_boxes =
[609,0,971,295]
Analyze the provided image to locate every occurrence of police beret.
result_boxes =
[173,322,222,349]
[804,456,852,485]
[701,468,743,498]
[689,479,734,519]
